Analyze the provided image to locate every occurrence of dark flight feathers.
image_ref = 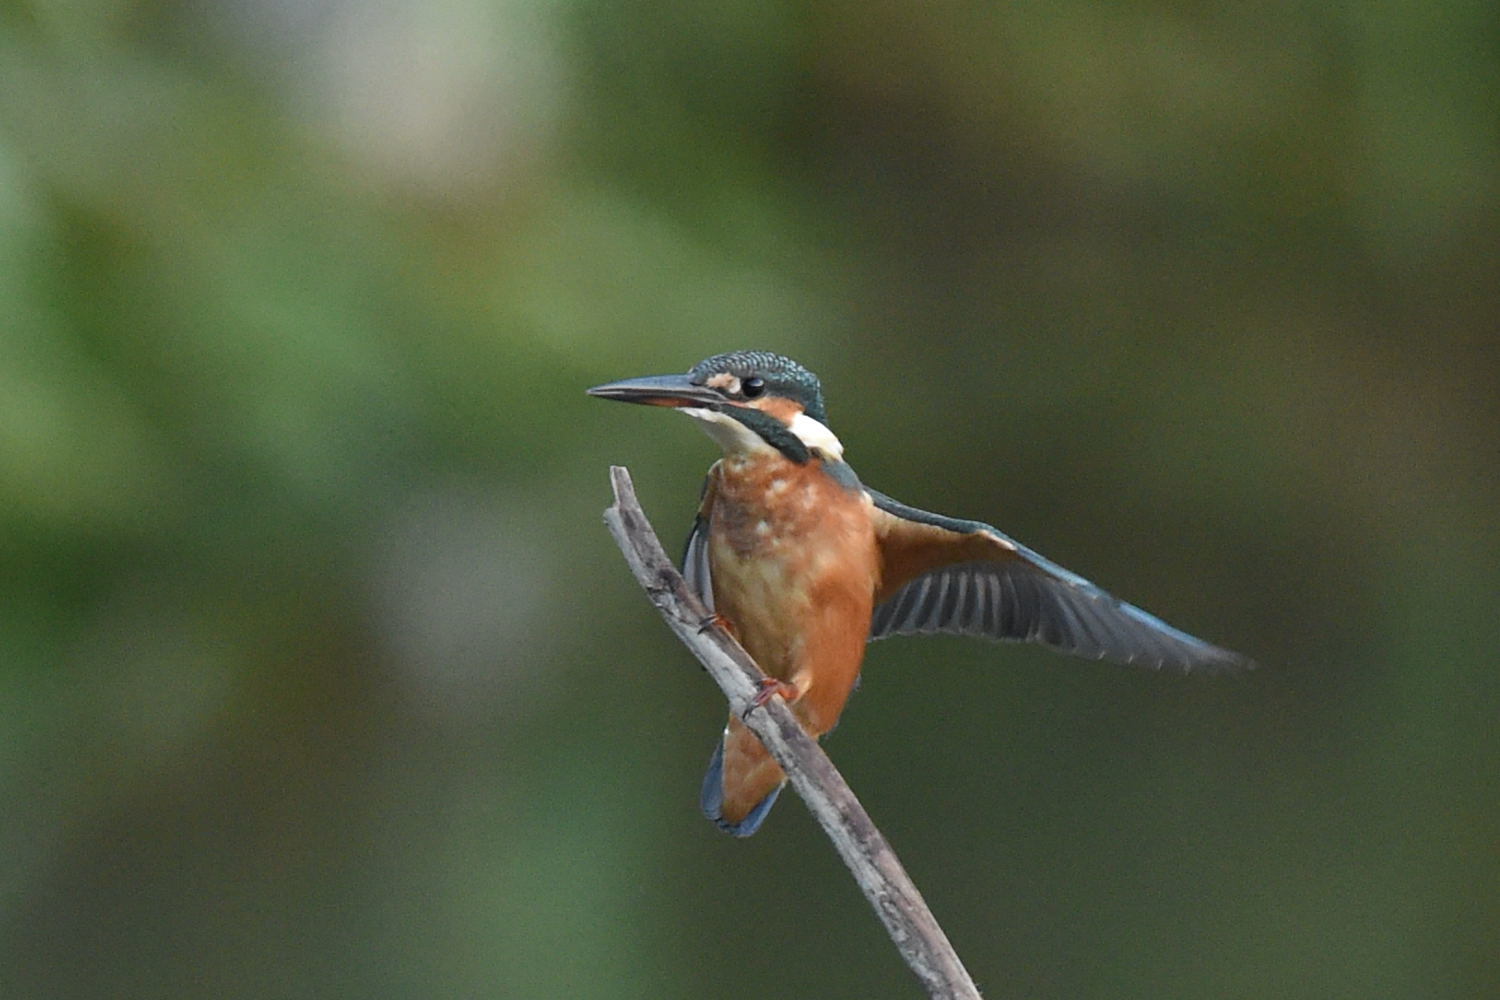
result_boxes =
[865,490,1250,672]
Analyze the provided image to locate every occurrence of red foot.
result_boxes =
[745,676,799,716]
[697,612,736,639]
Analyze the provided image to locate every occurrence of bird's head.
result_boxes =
[588,351,842,463]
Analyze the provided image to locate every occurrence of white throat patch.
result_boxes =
[679,407,846,461]
[680,407,775,456]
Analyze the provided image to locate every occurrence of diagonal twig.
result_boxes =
[603,465,982,1000]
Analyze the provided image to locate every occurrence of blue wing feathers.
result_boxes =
[682,516,714,611]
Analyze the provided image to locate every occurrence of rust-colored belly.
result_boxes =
[707,455,878,735]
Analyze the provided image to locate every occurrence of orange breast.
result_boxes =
[707,455,879,735]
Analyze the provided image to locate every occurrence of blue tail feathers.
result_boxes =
[700,740,782,837]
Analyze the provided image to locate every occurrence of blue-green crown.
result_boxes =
[689,351,828,424]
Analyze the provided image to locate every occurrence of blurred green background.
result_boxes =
[2,1,1496,997]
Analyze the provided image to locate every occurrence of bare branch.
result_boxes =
[603,466,983,1000]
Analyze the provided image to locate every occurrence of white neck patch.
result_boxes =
[789,412,844,460]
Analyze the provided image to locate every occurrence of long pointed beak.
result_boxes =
[586,373,724,408]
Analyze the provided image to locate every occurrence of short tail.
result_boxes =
[700,719,785,837]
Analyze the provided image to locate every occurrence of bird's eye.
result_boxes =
[741,376,766,398]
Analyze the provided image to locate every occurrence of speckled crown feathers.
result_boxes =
[688,351,827,423]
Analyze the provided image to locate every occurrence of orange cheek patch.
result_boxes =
[752,397,804,423]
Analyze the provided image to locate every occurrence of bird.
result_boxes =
[588,350,1251,837]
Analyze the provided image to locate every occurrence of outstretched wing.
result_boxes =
[867,489,1251,672]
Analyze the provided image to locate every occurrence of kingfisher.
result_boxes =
[589,351,1250,837]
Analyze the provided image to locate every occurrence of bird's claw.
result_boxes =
[744,676,798,718]
[697,612,733,636]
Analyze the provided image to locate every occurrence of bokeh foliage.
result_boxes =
[1,1,1496,997]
